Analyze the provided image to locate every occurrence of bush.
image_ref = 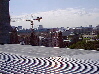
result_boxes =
[69,41,98,50]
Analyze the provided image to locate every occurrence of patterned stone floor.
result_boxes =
[0,44,99,74]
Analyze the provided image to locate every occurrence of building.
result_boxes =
[0,0,12,44]
[82,34,97,42]
[38,25,43,29]
[17,26,22,30]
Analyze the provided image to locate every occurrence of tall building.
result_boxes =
[0,0,12,44]
[38,25,43,29]
[89,25,92,28]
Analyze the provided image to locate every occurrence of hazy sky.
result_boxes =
[10,0,99,29]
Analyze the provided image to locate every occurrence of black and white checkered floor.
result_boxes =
[0,52,99,74]
[0,44,99,74]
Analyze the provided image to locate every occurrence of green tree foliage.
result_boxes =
[69,41,99,50]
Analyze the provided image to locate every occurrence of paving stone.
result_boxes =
[0,44,99,73]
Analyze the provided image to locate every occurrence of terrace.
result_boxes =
[0,44,99,73]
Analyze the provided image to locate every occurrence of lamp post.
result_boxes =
[49,32,52,47]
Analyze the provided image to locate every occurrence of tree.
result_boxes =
[69,41,98,50]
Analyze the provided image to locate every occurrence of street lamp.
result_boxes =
[50,32,52,47]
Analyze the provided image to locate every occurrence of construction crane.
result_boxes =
[11,15,42,29]
[26,17,42,29]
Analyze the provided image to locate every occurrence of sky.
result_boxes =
[9,0,99,29]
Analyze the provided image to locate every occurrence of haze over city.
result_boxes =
[10,0,99,29]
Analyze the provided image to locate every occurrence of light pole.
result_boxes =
[50,32,53,47]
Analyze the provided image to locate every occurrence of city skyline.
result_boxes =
[10,0,99,29]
